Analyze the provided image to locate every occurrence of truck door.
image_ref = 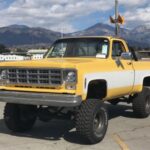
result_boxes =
[108,40,135,97]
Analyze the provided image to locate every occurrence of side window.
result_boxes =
[112,41,126,57]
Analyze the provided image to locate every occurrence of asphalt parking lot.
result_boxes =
[0,102,149,150]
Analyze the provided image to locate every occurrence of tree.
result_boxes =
[0,44,10,54]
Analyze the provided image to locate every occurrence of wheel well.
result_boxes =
[143,77,150,87]
[87,80,107,99]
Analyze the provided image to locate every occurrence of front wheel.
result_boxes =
[132,87,150,118]
[4,103,37,132]
[76,99,108,144]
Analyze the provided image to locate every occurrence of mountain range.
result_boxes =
[0,23,149,49]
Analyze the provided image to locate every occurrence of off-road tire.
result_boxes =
[4,103,37,132]
[76,99,108,144]
[133,87,150,118]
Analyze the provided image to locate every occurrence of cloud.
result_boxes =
[0,0,149,32]
[0,0,114,32]
[120,0,148,7]
[123,6,150,27]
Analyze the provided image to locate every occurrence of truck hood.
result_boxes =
[0,58,97,69]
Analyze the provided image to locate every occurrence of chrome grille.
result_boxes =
[7,68,62,86]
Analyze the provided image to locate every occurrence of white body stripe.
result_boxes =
[134,70,150,85]
[84,70,150,94]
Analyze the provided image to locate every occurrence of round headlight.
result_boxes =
[66,71,76,82]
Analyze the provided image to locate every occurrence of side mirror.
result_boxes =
[121,52,132,60]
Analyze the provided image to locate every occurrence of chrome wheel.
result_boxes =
[93,110,105,137]
[145,95,150,114]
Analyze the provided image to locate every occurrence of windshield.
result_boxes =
[45,38,109,58]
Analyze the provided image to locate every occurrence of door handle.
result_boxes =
[127,62,132,65]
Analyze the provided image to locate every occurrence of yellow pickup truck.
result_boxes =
[0,36,149,144]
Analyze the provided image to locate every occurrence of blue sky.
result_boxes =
[0,0,14,9]
[0,0,149,32]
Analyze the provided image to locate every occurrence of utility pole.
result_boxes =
[115,0,119,36]
[110,0,124,36]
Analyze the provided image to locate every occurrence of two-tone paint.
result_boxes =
[0,36,149,102]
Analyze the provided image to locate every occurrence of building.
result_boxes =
[138,50,150,57]
[31,54,44,60]
[0,54,29,62]
[27,49,48,60]
[0,49,48,61]
[138,50,150,60]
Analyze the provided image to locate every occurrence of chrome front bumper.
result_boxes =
[0,91,82,107]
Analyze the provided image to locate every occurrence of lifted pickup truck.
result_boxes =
[0,36,149,144]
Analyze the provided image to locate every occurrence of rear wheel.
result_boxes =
[132,87,150,118]
[76,99,108,144]
[4,103,37,132]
